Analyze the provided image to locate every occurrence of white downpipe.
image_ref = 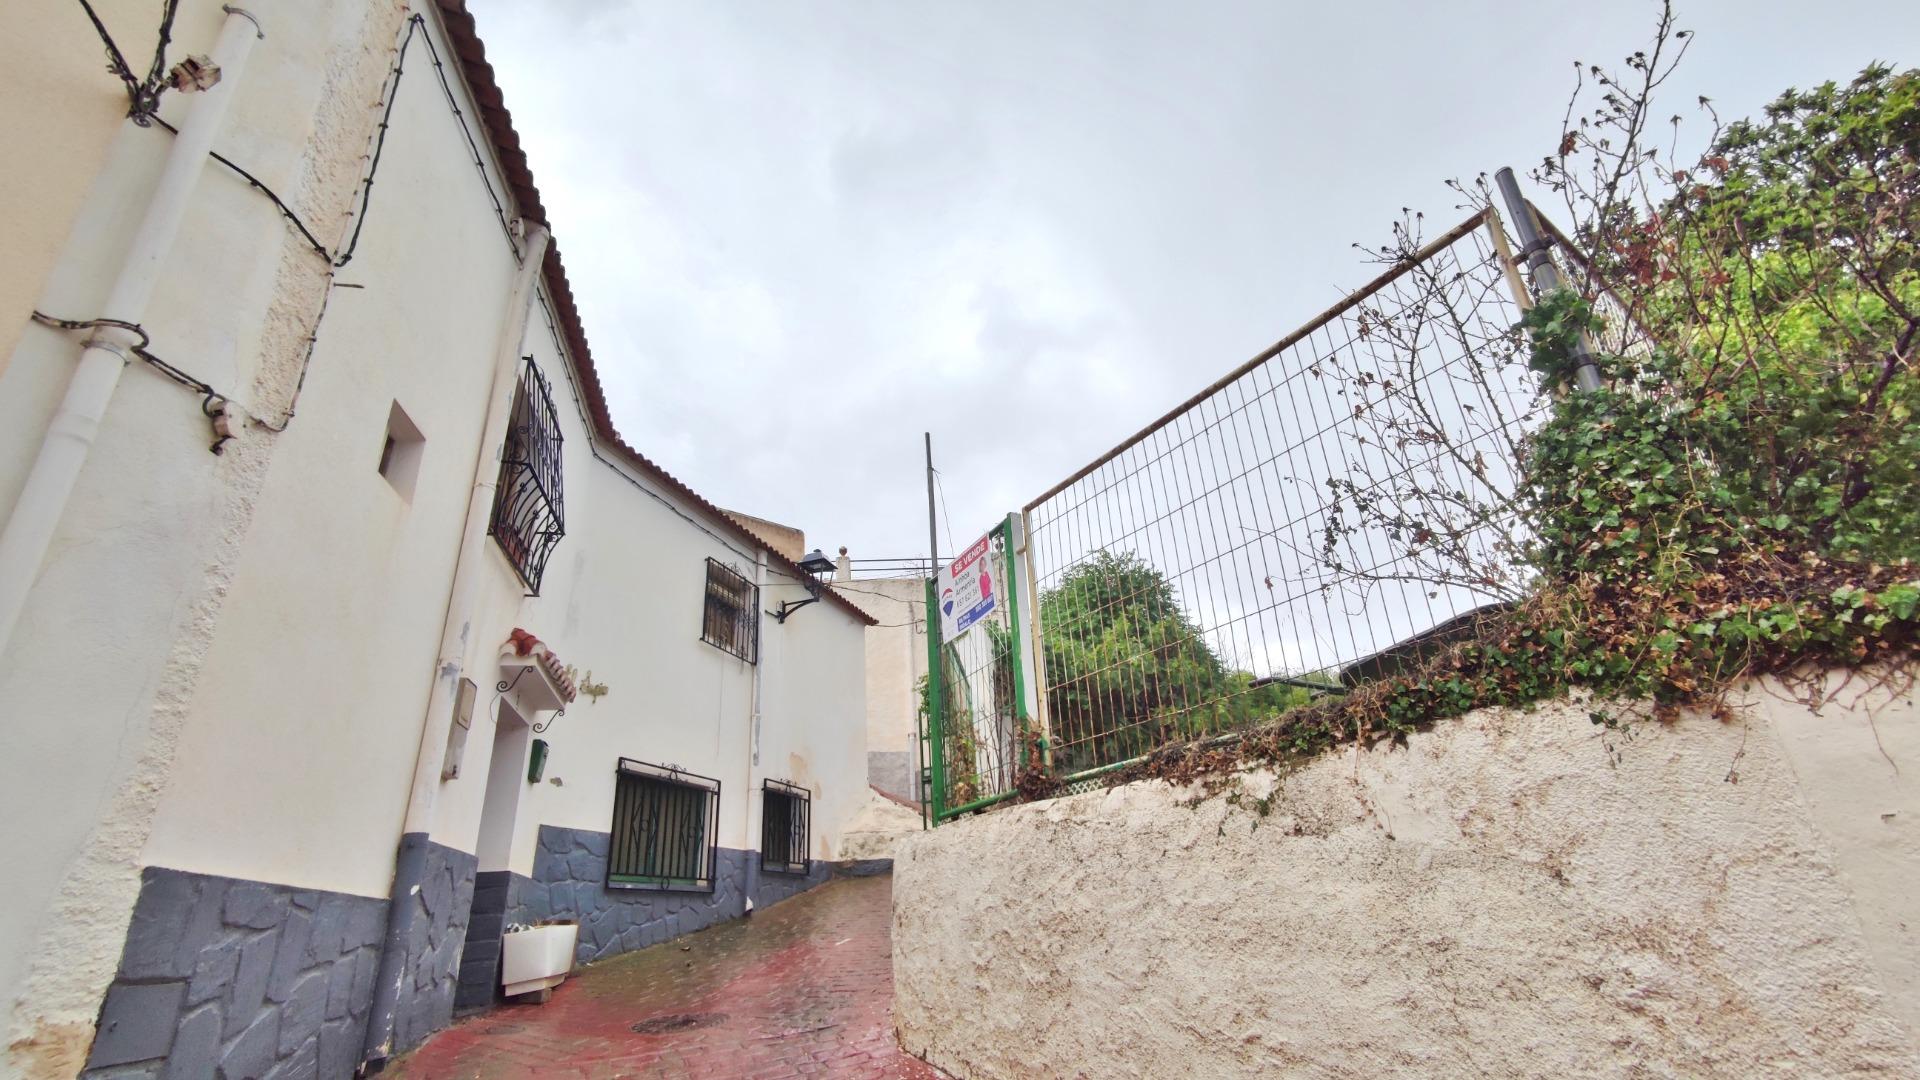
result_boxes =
[400,221,550,837]
[744,548,768,913]
[0,8,264,654]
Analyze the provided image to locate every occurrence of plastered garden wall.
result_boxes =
[893,673,1920,1079]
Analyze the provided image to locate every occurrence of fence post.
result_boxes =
[1494,167,1604,392]
[1014,510,1052,769]
[999,515,1038,763]
[923,433,946,824]
[1483,205,1533,314]
[923,575,946,824]
[912,596,930,830]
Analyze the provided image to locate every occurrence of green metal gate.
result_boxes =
[922,513,1039,823]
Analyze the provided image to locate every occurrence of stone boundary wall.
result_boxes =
[894,677,1920,1079]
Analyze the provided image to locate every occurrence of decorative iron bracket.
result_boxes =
[496,667,566,733]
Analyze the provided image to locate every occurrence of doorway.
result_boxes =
[454,700,531,1011]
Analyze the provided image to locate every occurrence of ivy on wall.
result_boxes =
[1119,34,1920,788]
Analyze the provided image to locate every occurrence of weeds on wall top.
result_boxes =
[1113,10,1919,790]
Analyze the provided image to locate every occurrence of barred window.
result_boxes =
[760,780,811,875]
[489,358,565,594]
[700,558,758,662]
[608,759,720,892]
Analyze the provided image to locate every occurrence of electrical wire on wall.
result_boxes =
[61,3,866,598]
[334,14,517,270]
[76,0,182,125]
[150,115,330,261]
[51,8,515,447]
[29,313,236,453]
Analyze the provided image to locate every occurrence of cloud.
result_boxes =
[467,0,1920,564]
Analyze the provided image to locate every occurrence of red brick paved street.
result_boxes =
[388,874,945,1079]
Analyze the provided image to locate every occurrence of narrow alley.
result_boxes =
[389,875,944,1079]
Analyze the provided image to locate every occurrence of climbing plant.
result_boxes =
[1110,9,1920,788]
[1037,551,1312,773]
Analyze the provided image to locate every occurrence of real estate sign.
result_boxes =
[936,532,997,643]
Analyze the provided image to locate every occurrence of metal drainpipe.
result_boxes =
[743,548,768,915]
[362,221,550,1068]
[0,6,264,654]
[1494,167,1604,393]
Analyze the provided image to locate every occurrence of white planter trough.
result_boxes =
[501,922,578,1001]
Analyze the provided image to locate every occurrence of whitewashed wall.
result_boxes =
[0,0,869,1071]
[759,574,872,861]
[139,0,871,902]
[0,1,130,375]
[142,0,520,896]
[0,3,408,1070]
[894,674,1920,1079]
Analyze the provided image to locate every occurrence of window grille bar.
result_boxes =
[700,558,759,663]
[759,779,810,875]
[608,759,720,892]
[489,357,565,594]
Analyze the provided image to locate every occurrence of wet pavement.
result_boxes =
[388,874,945,1079]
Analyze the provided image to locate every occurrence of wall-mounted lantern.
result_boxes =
[770,548,837,623]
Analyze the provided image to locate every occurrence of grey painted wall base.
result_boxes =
[84,830,838,1071]
[506,825,832,969]
[389,841,477,1054]
[453,871,513,1012]
[836,858,894,877]
[80,866,387,1080]
[360,835,478,1069]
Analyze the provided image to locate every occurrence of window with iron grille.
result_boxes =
[488,358,565,594]
[700,558,758,662]
[760,779,811,875]
[608,759,720,892]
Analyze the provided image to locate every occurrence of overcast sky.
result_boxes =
[465,0,1915,564]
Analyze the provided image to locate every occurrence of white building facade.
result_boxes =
[0,3,872,1077]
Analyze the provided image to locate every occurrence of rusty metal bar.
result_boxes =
[1484,206,1532,313]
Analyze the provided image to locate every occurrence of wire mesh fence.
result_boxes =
[1022,208,1556,782]
[926,522,1027,813]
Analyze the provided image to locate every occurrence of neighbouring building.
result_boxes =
[833,568,931,804]
[0,3,873,1077]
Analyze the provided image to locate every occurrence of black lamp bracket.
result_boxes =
[769,572,830,623]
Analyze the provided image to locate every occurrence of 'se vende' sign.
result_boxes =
[937,532,996,644]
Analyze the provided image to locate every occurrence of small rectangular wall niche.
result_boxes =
[379,400,427,501]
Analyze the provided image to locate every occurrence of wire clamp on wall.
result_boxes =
[31,311,237,455]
